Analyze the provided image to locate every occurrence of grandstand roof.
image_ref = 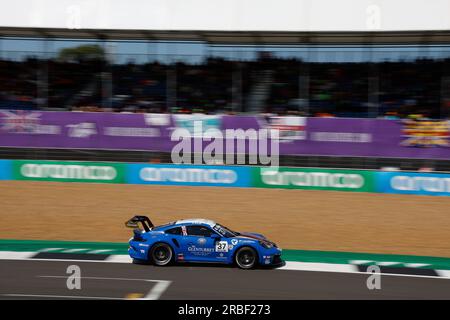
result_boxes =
[1,28,450,45]
[2,0,450,45]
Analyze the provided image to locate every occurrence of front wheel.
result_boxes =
[150,243,173,266]
[235,246,258,269]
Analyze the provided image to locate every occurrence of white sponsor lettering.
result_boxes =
[266,116,306,141]
[20,164,117,180]
[310,132,372,143]
[104,127,159,137]
[144,114,170,126]
[188,246,214,256]
[66,122,97,138]
[261,170,364,189]
[139,168,237,184]
[390,176,450,193]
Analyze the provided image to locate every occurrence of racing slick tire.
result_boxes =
[235,246,258,269]
[149,242,174,266]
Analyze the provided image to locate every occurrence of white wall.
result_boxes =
[0,0,449,32]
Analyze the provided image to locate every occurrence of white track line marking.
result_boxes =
[377,261,401,266]
[0,253,449,281]
[281,263,450,280]
[2,294,125,300]
[62,248,89,253]
[38,248,64,252]
[405,263,430,268]
[349,260,373,265]
[437,270,450,278]
[19,258,114,263]
[105,255,132,263]
[38,276,172,300]
[0,251,35,259]
[40,275,163,282]
[87,249,112,254]
[143,280,172,300]
[279,261,355,273]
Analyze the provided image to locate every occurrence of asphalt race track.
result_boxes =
[1,259,449,299]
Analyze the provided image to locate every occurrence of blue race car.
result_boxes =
[125,216,283,269]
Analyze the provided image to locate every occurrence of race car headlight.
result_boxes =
[259,241,273,249]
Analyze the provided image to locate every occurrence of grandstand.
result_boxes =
[1,54,448,118]
[1,41,449,118]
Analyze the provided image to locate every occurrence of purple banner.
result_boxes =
[278,117,450,159]
[0,110,174,152]
[0,110,449,159]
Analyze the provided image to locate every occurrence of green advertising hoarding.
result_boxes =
[13,160,125,183]
[252,167,375,192]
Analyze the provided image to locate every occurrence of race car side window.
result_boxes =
[165,227,182,235]
[186,225,214,237]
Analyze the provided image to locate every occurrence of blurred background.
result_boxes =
[0,0,449,258]
[1,38,449,118]
[0,35,449,170]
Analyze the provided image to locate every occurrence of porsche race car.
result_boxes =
[125,216,283,269]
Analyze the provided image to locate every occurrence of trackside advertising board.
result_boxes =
[4,159,450,196]
[13,160,125,183]
[0,160,11,180]
[376,172,450,196]
[1,110,450,160]
[126,164,252,187]
[253,167,376,192]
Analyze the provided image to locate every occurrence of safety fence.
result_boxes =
[1,159,450,196]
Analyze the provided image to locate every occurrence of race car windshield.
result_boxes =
[213,224,238,237]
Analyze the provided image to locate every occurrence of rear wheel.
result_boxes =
[235,246,258,269]
[150,243,173,266]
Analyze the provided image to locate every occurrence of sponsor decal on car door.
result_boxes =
[180,236,215,261]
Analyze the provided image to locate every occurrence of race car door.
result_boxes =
[180,225,228,262]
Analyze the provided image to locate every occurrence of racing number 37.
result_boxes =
[215,241,228,252]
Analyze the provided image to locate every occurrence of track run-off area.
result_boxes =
[1,240,449,300]
[1,257,450,300]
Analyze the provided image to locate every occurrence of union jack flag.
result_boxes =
[0,110,41,133]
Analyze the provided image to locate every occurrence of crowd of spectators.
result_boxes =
[0,55,448,118]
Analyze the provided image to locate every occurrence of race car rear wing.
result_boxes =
[125,215,154,232]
